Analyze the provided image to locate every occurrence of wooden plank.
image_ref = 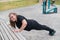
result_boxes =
[0,31,5,40]
[9,26,26,40]
[1,22,18,40]
[0,19,26,40]
[0,24,9,40]
[3,20,26,40]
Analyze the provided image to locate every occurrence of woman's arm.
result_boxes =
[19,19,27,32]
[13,19,27,32]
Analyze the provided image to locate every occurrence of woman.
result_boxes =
[9,13,56,36]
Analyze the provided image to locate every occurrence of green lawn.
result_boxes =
[55,0,60,5]
[0,0,60,11]
[0,0,38,11]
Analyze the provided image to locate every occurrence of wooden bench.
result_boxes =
[0,18,26,40]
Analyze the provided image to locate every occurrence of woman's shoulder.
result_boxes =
[17,15,24,18]
[17,15,27,19]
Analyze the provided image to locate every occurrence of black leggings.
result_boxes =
[25,20,54,32]
[33,25,54,32]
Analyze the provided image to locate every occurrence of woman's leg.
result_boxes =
[36,24,56,36]
[32,21,56,36]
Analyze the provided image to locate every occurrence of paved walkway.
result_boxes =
[0,3,60,40]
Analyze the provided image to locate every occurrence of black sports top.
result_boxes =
[16,15,38,31]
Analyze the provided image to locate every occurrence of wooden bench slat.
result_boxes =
[3,21,26,40]
[0,25,9,40]
[1,23,14,40]
[2,22,20,40]
[0,31,5,40]
[10,27,26,40]
[0,19,26,40]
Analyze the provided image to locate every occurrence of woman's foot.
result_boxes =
[49,30,56,36]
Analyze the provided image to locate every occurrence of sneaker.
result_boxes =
[49,30,56,36]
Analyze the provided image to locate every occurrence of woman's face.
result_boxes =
[9,14,17,22]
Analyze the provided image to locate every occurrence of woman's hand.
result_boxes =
[13,29,21,32]
[13,19,27,32]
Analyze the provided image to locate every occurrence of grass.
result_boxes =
[55,0,60,5]
[0,0,60,11]
[0,0,38,11]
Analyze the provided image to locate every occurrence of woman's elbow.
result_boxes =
[22,19,27,26]
[24,22,27,26]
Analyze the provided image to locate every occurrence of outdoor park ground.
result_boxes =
[0,3,60,40]
[0,0,60,40]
